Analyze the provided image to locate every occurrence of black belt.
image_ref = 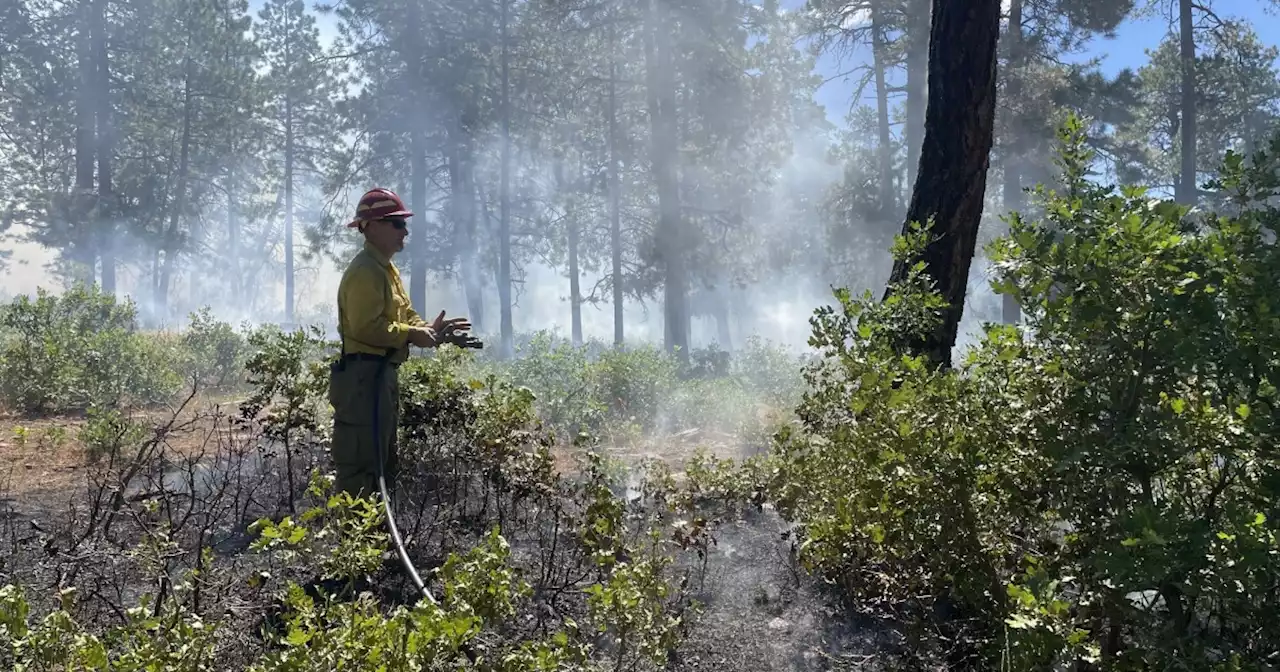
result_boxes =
[342,352,400,367]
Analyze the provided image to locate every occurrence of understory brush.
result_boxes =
[1,319,753,670]
[0,284,802,452]
[477,331,805,445]
[0,293,259,415]
[706,118,1280,669]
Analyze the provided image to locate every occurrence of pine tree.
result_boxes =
[256,0,340,323]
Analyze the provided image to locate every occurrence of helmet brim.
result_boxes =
[347,210,415,228]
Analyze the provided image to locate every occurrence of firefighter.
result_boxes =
[328,187,471,500]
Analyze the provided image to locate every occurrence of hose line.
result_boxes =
[371,357,436,605]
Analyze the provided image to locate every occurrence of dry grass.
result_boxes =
[0,391,250,499]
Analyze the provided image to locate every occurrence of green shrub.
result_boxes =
[181,307,249,391]
[591,344,679,431]
[732,336,805,411]
[78,407,149,464]
[0,285,181,414]
[504,331,604,433]
[767,117,1280,669]
[476,331,801,443]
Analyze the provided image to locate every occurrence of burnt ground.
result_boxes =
[0,405,898,671]
[669,506,899,671]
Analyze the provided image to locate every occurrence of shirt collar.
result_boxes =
[363,241,392,268]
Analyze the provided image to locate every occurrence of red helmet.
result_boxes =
[347,187,413,228]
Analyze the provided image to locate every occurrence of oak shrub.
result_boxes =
[763,117,1280,669]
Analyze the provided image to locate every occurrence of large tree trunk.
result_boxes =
[92,0,115,295]
[449,123,485,333]
[1176,0,1196,205]
[884,0,1002,370]
[608,27,624,346]
[75,0,97,287]
[870,0,895,218]
[227,170,239,302]
[713,288,732,350]
[283,13,296,322]
[410,125,428,316]
[405,8,427,317]
[903,0,930,199]
[157,56,194,319]
[644,0,688,362]
[568,218,583,346]
[497,0,515,358]
[284,94,295,323]
[1000,0,1023,325]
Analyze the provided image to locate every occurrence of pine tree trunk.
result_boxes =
[884,0,1002,370]
[284,94,295,323]
[157,56,193,320]
[1000,0,1023,325]
[497,0,515,359]
[410,125,428,316]
[713,290,732,350]
[466,149,485,333]
[92,0,115,295]
[1176,0,1196,205]
[644,0,688,362]
[608,27,624,346]
[568,218,583,346]
[227,170,239,301]
[903,0,930,198]
[450,125,484,333]
[870,0,895,218]
[75,0,97,287]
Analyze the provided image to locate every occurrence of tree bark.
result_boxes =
[410,125,428,316]
[1176,0,1196,205]
[497,0,515,359]
[283,10,296,323]
[644,0,688,362]
[568,218,583,346]
[608,25,624,346]
[92,0,115,295]
[713,288,732,350]
[227,169,239,302]
[157,55,194,319]
[1000,0,1023,325]
[870,0,895,218]
[884,0,1002,370]
[75,0,97,287]
[903,0,930,199]
[405,5,427,316]
[284,93,295,323]
[449,122,485,334]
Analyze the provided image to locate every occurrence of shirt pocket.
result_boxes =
[390,280,410,319]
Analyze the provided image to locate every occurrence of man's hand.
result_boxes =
[407,326,436,348]
[427,310,483,349]
[430,310,471,338]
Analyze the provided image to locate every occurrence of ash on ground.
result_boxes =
[669,505,898,672]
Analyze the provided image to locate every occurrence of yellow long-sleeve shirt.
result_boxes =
[337,243,428,363]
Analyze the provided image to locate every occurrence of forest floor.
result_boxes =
[0,400,896,671]
[0,394,245,513]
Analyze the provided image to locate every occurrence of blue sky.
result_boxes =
[782,0,1280,124]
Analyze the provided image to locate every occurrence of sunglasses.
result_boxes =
[381,218,408,230]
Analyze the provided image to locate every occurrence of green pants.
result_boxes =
[328,357,400,500]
